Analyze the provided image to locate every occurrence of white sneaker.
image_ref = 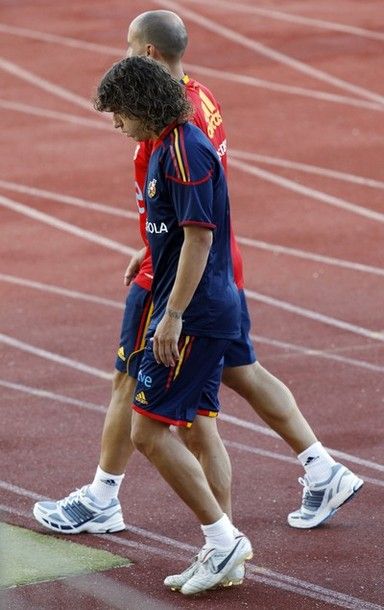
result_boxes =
[33,485,126,534]
[179,535,253,595]
[288,463,364,529]
[164,556,245,591]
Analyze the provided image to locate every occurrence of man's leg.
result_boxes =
[131,411,252,594]
[31,372,133,534]
[132,412,223,523]
[33,364,235,534]
[131,336,252,593]
[222,362,363,528]
[178,416,232,519]
[222,362,317,454]
[32,284,152,534]
[99,370,136,474]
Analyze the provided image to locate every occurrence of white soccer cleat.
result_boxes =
[33,485,126,534]
[179,535,252,595]
[164,556,245,591]
[288,463,364,529]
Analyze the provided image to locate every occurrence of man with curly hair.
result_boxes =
[99,55,253,594]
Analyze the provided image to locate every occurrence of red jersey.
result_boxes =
[132,75,244,291]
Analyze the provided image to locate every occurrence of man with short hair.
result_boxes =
[33,11,363,563]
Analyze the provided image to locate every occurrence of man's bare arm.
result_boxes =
[153,225,213,366]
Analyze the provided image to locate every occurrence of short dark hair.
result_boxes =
[135,10,188,61]
[94,56,192,135]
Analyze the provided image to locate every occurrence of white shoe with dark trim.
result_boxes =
[178,535,252,595]
[288,463,364,529]
[164,556,245,591]
[33,485,126,534]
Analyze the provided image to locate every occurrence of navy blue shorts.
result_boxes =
[132,336,229,427]
[115,283,153,376]
[223,289,257,368]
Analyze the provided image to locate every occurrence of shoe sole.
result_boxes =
[33,505,126,534]
[181,546,253,595]
[288,478,364,529]
[168,572,246,592]
[168,579,244,592]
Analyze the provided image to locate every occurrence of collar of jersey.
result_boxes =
[152,119,182,151]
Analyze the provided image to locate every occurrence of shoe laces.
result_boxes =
[59,485,89,508]
[298,477,325,509]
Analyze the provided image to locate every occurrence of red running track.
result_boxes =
[1,1,384,608]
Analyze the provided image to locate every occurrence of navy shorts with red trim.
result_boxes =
[132,335,229,427]
[115,283,153,376]
[223,289,257,368]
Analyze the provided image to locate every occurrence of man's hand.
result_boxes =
[124,248,146,286]
[153,310,182,367]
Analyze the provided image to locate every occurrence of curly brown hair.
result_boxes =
[94,56,192,135]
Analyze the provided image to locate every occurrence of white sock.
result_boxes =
[201,513,235,550]
[88,466,124,506]
[298,441,336,484]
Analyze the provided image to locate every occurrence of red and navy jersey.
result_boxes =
[145,121,241,339]
[132,75,244,291]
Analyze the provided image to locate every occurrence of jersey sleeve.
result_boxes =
[134,140,153,246]
[164,125,217,229]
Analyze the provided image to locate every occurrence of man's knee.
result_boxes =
[130,417,146,452]
[130,414,162,456]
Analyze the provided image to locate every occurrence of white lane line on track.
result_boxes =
[252,334,384,373]
[2,188,384,343]
[184,62,383,111]
[229,158,384,224]
[152,0,384,106]
[224,441,384,482]
[0,274,124,309]
[1,24,383,112]
[2,194,383,341]
[0,503,185,559]
[60,572,175,610]
[230,149,384,190]
[3,97,384,228]
[2,274,383,372]
[0,99,112,131]
[1,148,384,233]
[2,61,384,227]
[0,57,94,110]
[1,376,383,475]
[4,101,384,193]
[62,573,174,610]
[0,501,383,610]
[0,23,124,56]
[1,176,384,278]
[0,194,136,257]
[237,238,384,277]
[0,334,112,380]
[0,379,106,413]
[245,289,384,342]
[0,179,136,220]
[179,0,384,42]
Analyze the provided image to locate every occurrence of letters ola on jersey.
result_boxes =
[146,221,168,234]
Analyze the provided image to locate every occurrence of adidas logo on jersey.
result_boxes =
[198,89,223,139]
[135,391,148,405]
